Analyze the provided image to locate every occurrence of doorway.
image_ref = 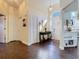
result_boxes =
[0,14,6,43]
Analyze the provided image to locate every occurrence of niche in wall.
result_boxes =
[22,18,26,27]
[20,15,27,27]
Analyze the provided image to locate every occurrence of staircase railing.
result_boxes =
[61,0,74,10]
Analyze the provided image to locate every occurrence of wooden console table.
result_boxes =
[39,31,52,43]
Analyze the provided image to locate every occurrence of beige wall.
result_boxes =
[0,0,16,42]
[18,0,28,44]
[0,0,28,44]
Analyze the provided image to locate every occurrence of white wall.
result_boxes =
[60,0,74,9]
[27,0,49,45]
[28,0,49,16]
[63,0,78,12]
[50,0,64,50]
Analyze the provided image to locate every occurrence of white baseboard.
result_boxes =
[26,40,39,46]
[59,46,64,50]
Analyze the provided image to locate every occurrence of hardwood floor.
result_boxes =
[60,47,79,59]
[0,40,78,59]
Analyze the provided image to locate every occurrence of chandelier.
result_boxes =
[4,0,24,7]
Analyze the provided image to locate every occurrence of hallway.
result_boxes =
[0,40,78,59]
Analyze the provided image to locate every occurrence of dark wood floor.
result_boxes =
[0,40,78,59]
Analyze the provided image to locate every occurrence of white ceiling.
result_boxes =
[4,0,24,8]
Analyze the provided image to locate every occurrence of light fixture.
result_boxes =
[49,6,52,11]
[48,0,53,12]
[4,0,24,7]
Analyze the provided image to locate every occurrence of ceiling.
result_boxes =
[4,0,24,8]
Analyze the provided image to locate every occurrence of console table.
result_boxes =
[39,31,52,43]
